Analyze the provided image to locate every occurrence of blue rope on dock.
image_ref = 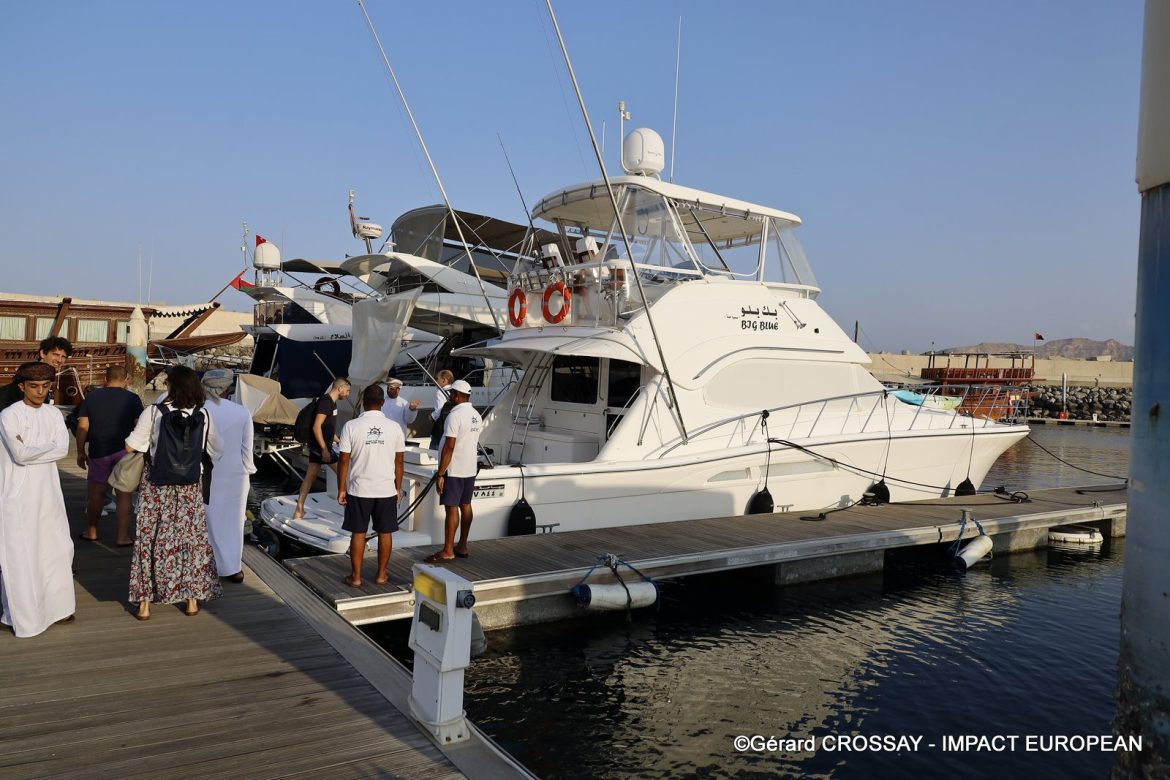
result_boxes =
[569,554,657,614]
[948,512,988,557]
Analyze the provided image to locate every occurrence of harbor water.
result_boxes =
[254,426,1132,779]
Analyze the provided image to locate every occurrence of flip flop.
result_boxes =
[77,533,98,542]
[423,553,455,564]
[454,551,470,559]
[116,542,135,548]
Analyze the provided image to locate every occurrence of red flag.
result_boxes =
[256,235,267,247]
[229,269,255,290]
[1033,333,1044,340]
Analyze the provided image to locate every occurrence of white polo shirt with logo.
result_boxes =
[439,402,482,478]
[338,410,406,497]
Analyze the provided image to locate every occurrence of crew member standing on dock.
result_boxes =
[426,379,481,563]
[201,369,256,584]
[337,384,405,588]
[0,361,76,636]
[292,377,351,520]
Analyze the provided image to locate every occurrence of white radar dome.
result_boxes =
[253,240,281,271]
[622,127,665,176]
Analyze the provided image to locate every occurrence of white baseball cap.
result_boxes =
[448,379,472,396]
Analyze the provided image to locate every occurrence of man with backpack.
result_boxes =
[292,377,351,520]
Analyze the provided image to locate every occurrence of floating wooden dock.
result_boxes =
[284,484,1128,629]
[0,451,530,780]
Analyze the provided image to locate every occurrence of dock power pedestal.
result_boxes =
[407,563,477,744]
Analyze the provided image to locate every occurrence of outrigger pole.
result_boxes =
[543,0,689,444]
[355,0,505,335]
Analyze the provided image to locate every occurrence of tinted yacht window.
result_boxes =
[607,360,642,409]
[550,355,599,405]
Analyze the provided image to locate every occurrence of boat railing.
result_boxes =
[657,384,1024,458]
[509,260,698,328]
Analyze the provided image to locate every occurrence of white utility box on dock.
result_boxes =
[408,564,476,744]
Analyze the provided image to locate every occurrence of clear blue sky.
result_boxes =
[0,1,1143,353]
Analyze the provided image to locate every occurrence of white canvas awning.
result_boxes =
[454,328,662,372]
[347,289,421,392]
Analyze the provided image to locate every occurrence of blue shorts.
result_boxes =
[440,475,476,507]
[342,495,399,534]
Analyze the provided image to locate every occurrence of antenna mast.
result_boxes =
[545,0,689,443]
[670,16,682,182]
[356,0,504,334]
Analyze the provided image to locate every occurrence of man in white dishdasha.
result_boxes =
[0,361,76,637]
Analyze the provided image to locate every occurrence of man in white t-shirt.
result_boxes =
[381,377,420,438]
[337,384,405,588]
[425,379,481,562]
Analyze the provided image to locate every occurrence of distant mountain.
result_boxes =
[943,338,1134,361]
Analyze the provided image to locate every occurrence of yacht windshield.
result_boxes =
[600,186,701,275]
[595,185,816,287]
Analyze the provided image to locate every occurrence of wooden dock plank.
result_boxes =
[283,484,1127,625]
[0,450,481,780]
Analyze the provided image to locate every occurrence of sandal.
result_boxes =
[423,553,455,564]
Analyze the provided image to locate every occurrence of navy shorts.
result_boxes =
[440,475,476,507]
[308,446,334,465]
[342,495,400,534]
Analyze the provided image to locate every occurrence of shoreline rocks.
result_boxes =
[1025,384,1132,422]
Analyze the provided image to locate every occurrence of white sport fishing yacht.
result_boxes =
[261,128,1028,554]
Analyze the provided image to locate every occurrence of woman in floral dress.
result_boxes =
[125,366,223,620]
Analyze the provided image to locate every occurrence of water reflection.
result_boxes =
[455,427,1129,779]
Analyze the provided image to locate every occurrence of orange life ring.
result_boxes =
[542,281,571,324]
[508,288,527,327]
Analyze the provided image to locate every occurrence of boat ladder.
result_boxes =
[506,357,552,464]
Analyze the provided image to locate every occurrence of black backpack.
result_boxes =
[293,397,319,444]
[149,404,207,486]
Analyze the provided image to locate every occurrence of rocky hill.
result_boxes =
[944,338,1133,361]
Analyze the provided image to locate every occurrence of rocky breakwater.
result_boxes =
[1027,385,1132,421]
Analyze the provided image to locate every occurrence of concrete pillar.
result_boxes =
[1115,3,1170,774]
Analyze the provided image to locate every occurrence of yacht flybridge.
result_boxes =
[394,128,1029,540]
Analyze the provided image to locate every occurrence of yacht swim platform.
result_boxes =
[283,484,1127,629]
[0,449,530,780]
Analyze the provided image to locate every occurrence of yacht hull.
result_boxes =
[262,425,1027,553]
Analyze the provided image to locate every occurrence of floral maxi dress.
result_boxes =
[129,463,223,604]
